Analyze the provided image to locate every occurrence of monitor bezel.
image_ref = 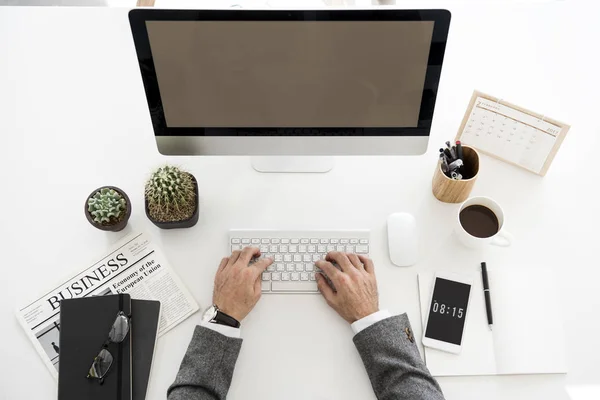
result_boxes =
[128,9,451,137]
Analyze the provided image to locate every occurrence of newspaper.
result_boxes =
[15,231,200,379]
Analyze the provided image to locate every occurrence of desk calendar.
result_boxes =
[456,91,570,176]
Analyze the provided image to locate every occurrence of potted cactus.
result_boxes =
[85,187,131,232]
[145,165,199,229]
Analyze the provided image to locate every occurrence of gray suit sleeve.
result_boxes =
[168,325,242,400]
[353,314,445,400]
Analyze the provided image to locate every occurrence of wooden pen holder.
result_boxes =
[432,146,479,203]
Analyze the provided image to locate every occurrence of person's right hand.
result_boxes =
[315,252,379,324]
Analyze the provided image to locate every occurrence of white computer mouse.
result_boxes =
[387,212,418,267]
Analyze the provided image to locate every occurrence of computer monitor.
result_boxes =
[129,9,450,171]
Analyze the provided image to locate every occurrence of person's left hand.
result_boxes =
[212,247,273,322]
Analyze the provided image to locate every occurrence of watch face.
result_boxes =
[202,305,217,323]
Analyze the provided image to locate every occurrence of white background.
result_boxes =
[1,1,599,399]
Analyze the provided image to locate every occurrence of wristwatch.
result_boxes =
[202,304,241,328]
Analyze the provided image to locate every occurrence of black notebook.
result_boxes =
[131,299,161,400]
[58,294,132,400]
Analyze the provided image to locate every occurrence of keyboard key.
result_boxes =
[284,254,292,262]
[282,272,290,281]
[327,245,335,252]
[340,239,349,244]
[308,245,316,253]
[267,264,276,272]
[260,245,269,253]
[289,245,298,253]
[305,263,314,272]
[231,245,242,251]
[231,238,241,244]
[291,239,299,244]
[346,245,355,253]
[271,281,318,292]
[309,272,316,281]
[242,238,251,244]
[270,245,278,253]
[359,239,369,244]
[295,263,304,272]
[350,239,358,244]
[298,245,307,253]
[262,238,270,244]
[252,238,260,244]
[293,254,302,262]
[312,254,320,262]
[336,245,345,252]
[317,245,326,253]
[276,263,285,272]
[303,254,312,262]
[261,281,271,292]
[320,239,329,244]
[274,254,283,262]
[291,272,300,281]
[310,239,319,244]
[281,239,290,244]
[286,263,295,272]
[300,239,309,244]
[272,239,280,244]
[355,245,369,254]
[272,272,281,281]
[262,272,271,281]
[331,239,339,244]
[279,245,288,253]
[300,273,309,281]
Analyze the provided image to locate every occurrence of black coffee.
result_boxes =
[459,205,499,238]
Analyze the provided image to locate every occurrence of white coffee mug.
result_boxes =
[455,196,513,249]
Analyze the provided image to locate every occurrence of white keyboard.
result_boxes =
[229,230,370,293]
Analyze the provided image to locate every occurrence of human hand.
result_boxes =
[315,252,379,324]
[212,247,273,322]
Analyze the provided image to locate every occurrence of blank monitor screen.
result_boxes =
[145,21,434,128]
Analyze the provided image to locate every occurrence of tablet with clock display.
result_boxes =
[422,273,473,354]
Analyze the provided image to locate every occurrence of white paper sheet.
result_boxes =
[418,268,567,376]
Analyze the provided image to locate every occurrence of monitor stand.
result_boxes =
[251,156,335,173]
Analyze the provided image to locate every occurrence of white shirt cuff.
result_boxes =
[200,321,241,339]
[351,310,392,335]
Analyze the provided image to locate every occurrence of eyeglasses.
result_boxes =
[86,311,130,384]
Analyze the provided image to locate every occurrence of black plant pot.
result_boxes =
[145,174,199,229]
[85,186,131,232]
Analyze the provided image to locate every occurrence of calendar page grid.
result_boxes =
[459,96,561,174]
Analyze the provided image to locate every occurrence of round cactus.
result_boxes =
[87,188,127,224]
[145,165,196,222]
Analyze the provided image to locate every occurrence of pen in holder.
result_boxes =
[432,145,479,203]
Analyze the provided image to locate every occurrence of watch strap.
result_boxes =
[212,310,240,328]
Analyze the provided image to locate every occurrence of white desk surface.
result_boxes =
[1,1,599,399]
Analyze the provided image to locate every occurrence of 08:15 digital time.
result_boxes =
[432,301,464,318]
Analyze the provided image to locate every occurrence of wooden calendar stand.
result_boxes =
[455,91,570,176]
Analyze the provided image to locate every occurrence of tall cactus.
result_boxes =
[87,188,127,224]
[145,165,196,222]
